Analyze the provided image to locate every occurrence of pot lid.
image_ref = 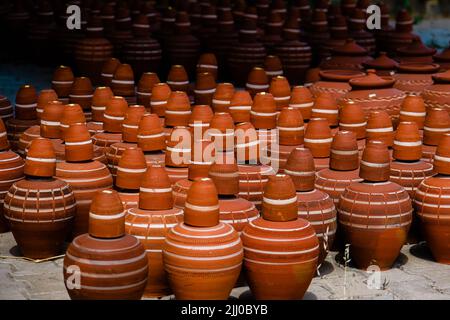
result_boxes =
[432,69,450,83]
[434,43,450,62]
[397,37,437,57]
[319,69,365,82]
[363,52,398,70]
[349,70,395,89]
[397,63,441,74]
[331,39,368,56]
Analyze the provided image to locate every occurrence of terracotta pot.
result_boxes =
[234,122,260,164]
[238,164,275,210]
[122,106,146,143]
[329,131,359,171]
[209,151,240,196]
[151,83,172,117]
[69,77,94,121]
[363,52,398,76]
[277,108,304,146]
[310,69,365,101]
[125,166,183,297]
[393,63,441,96]
[366,111,394,147]
[59,104,86,139]
[91,87,114,123]
[284,147,316,191]
[136,73,160,110]
[52,66,74,101]
[246,67,269,97]
[348,9,376,55]
[167,65,190,93]
[92,132,123,153]
[339,101,366,140]
[359,140,391,182]
[269,76,291,111]
[188,105,213,137]
[264,55,284,79]
[103,96,128,133]
[289,86,314,121]
[111,64,136,102]
[423,108,450,146]
[165,126,191,169]
[110,7,134,58]
[100,58,121,86]
[116,147,147,192]
[208,113,235,152]
[242,173,319,299]
[399,95,426,129]
[422,70,450,113]
[311,92,339,127]
[194,72,216,105]
[212,83,234,113]
[36,89,58,120]
[0,96,13,122]
[16,126,40,158]
[397,37,436,64]
[304,118,332,158]
[40,100,64,139]
[250,92,277,129]
[64,123,94,162]
[4,138,75,258]
[106,142,136,181]
[165,91,192,127]
[0,141,25,233]
[197,53,218,80]
[320,39,373,71]
[137,113,166,155]
[63,190,148,300]
[229,91,252,124]
[433,41,450,72]
[15,84,37,121]
[163,178,243,299]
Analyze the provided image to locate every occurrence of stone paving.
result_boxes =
[0,231,449,300]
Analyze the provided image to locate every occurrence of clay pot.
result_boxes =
[36,89,58,120]
[329,131,359,171]
[60,104,86,139]
[209,151,240,196]
[339,101,366,140]
[250,93,277,130]
[116,147,147,192]
[320,39,373,71]
[348,8,376,55]
[304,118,332,158]
[15,84,37,120]
[195,72,216,105]
[338,141,412,270]
[137,113,166,153]
[311,92,339,127]
[188,105,214,136]
[433,41,450,72]
[242,173,319,299]
[399,95,426,129]
[366,111,394,147]
[234,122,260,164]
[363,52,398,76]
[208,113,235,152]
[393,63,441,96]
[40,100,64,139]
[56,124,113,237]
[310,69,365,101]
[136,73,160,110]
[212,83,234,113]
[91,87,114,123]
[269,76,290,111]
[125,166,183,297]
[277,108,304,146]
[397,37,437,64]
[237,163,275,210]
[6,118,39,152]
[262,10,283,53]
[284,147,316,191]
[106,142,137,181]
[100,58,121,86]
[63,190,148,300]
[167,65,190,93]
[4,138,76,258]
[165,126,191,172]
[52,66,74,101]
[69,77,94,120]
[423,108,450,146]
[103,96,128,133]
[378,9,414,55]
[163,178,243,299]
[393,122,422,161]
[165,91,192,127]
[151,83,172,117]
[122,106,146,143]
[264,55,284,79]
[229,91,252,124]
[197,53,218,80]
[246,67,269,97]
[110,8,134,58]
[111,64,136,102]
[289,86,314,121]
[422,70,450,113]
[0,96,13,121]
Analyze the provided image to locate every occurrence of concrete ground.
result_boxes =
[0,231,449,300]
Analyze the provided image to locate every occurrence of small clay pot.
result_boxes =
[194,72,216,105]
[339,101,366,139]
[136,73,160,109]
[24,138,56,177]
[246,67,269,97]
[52,66,74,100]
[229,91,252,124]
[366,111,394,147]
[183,177,220,227]
[209,151,240,196]
[399,95,426,130]
[359,140,390,182]
[100,58,121,86]
[115,148,147,191]
[212,83,234,113]
[188,140,215,181]
[234,122,260,164]
[285,147,316,191]
[264,55,284,79]
[311,92,339,127]
[104,96,128,133]
[289,86,314,121]
[0,96,13,121]
[197,53,218,80]
[137,113,165,152]
[208,113,235,152]
[111,64,136,99]
[262,174,298,221]
[167,65,190,92]
[188,105,213,136]
[423,108,450,146]
[122,106,146,143]
[277,108,304,146]
[250,92,277,129]
[330,131,359,171]
[269,76,291,111]
[36,89,58,119]
[60,104,86,140]
[151,83,172,117]
[393,122,422,161]
[165,91,192,127]
[65,123,94,162]
[69,77,94,118]
[165,126,191,169]
[91,87,114,123]
[40,100,64,139]
[304,118,332,158]
[15,84,38,120]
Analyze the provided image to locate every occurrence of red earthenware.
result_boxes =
[167,65,190,93]
[165,91,192,127]
[422,69,450,113]
[339,101,366,140]
[366,111,394,147]
[211,83,234,113]
[397,37,436,64]
[348,8,376,55]
[310,69,365,101]
[246,67,269,97]
[359,140,390,182]
[320,39,373,71]
[0,96,13,121]
[363,52,398,76]
[229,91,252,124]
[399,95,426,129]
[250,92,277,129]
[188,105,213,137]
[289,86,314,121]
[151,83,172,117]
[52,66,74,100]
[197,53,218,80]
[91,87,114,123]
[393,63,441,96]
[100,58,121,86]
[433,41,450,71]
[136,73,160,110]
[116,147,147,192]
[277,108,304,146]
[103,96,128,133]
[122,106,146,143]
[234,122,259,164]
[111,64,136,101]
[69,77,94,119]
[40,100,64,139]
[423,108,450,146]
[195,72,216,105]
[60,104,86,140]
[137,113,166,153]
[208,113,235,152]
[15,84,37,120]
[304,118,332,158]
[329,131,359,171]
[269,76,291,111]
[311,92,339,127]
[264,55,284,79]
[36,89,58,119]
[64,189,148,300]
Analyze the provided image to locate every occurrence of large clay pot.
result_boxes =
[242,174,319,299]
[415,134,450,264]
[422,70,450,113]
[310,69,365,101]
[126,165,183,297]
[4,138,76,259]
[63,190,148,299]
[338,141,412,270]
[393,63,441,96]
[320,39,373,71]
[163,178,243,299]
[396,37,436,64]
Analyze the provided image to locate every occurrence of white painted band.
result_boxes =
[229,106,251,110]
[117,167,147,173]
[246,83,269,90]
[424,126,450,132]
[284,169,315,176]
[137,132,165,139]
[185,202,220,212]
[400,111,426,117]
[150,100,167,106]
[89,211,125,220]
[40,120,60,126]
[289,102,314,108]
[26,156,56,163]
[166,80,189,85]
[312,108,338,114]
[111,79,134,85]
[263,196,297,205]
[165,110,191,115]
[250,111,277,117]
[393,140,421,147]
[331,149,359,155]
[16,103,37,108]
[278,126,304,131]
[65,140,92,146]
[304,137,333,143]
[104,114,125,121]
[194,88,216,94]
[140,187,172,193]
[340,121,367,127]
[91,106,106,111]
[212,99,230,105]
[360,160,389,168]
[366,127,393,133]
